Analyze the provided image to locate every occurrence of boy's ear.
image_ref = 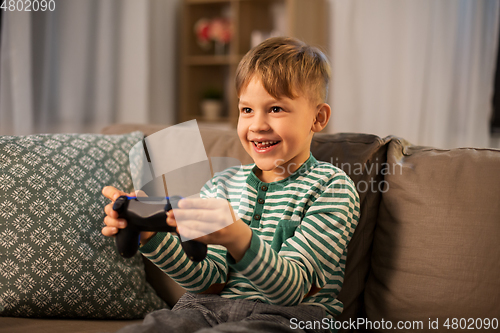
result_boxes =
[311,103,331,133]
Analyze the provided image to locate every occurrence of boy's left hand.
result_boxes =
[168,198,252,262]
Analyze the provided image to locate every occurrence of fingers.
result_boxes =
[178,198,216,209]
[103,202,127,237]
[171,207,211,223]
[166,210,177,228]
[102,226,119,237]
[102,186,128,201]
[171,198,235,241]
[172,201,234,224]
[172,208,233,239]
[104,203,118,219]
[102,215,127,237]
[168,209,213,239]
[103,215,127,229]
[102,186,130,238]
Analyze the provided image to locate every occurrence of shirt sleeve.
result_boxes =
[227,173,360,306]
[139,178,229,293]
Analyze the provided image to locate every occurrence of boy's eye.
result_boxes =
[241,107,252,114]
[270,106,283,113]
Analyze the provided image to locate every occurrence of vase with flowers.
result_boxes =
[194,17,233,55]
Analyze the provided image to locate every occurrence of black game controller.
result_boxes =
[112,195,207,262]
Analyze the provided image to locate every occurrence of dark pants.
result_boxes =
[116,292,329,333]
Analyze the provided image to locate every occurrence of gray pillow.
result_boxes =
[0,132,166,319]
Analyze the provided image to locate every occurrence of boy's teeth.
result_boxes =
[254,141,278,148]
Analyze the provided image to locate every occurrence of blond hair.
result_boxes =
[235,37,331,104]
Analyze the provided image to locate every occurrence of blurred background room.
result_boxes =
[1,0,499,149]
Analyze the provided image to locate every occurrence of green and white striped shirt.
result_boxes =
[140,154,360,317]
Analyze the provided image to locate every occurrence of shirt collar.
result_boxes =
[246,153,318,189]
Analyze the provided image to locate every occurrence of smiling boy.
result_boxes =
[237,76,330,183]
[103,37,360,333]
[236,39,332,184]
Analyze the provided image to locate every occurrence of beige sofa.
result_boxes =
[1,123,499,333]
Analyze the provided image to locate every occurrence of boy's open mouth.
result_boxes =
[252,141,280,149]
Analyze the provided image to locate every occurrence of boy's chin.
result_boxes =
[254,160,284,173]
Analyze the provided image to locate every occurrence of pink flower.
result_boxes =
[209,18,232,44]
[194,17,233,48]
[195,18,211,48]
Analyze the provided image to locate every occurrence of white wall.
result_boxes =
[0,0,181,135]
[326,0,500,149]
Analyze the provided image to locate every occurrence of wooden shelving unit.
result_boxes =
[179,0,327,127]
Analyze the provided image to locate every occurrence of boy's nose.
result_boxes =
[249,112,271,132]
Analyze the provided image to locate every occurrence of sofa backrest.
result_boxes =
[364,138,500,332]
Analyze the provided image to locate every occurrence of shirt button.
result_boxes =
[258,198,264,204]
[254,214,261,220]
[261,185,268,191]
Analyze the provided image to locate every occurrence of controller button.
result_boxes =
[113,196,126,210]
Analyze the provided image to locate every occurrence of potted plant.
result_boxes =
[200,87,224,121]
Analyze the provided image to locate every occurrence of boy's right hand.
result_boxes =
[101,186,156,245]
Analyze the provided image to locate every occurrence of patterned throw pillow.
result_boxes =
[0,132,166,319]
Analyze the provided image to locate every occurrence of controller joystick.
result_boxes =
[112,195,207,262]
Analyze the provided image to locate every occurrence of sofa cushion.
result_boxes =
[0,132,166,319]
[364,138,500,330]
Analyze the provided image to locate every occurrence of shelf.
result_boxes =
[179,0,327,125]
[186,55,242,66]
[186,0,231,4]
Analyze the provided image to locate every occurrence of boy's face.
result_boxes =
[237,77,319,183]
